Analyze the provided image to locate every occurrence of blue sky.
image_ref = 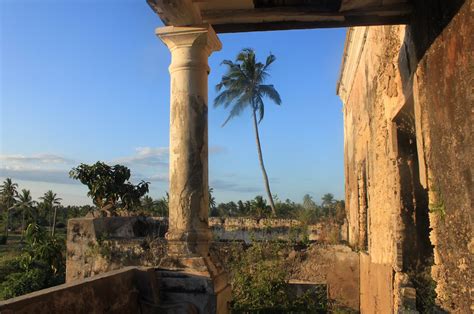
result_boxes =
[0,0,346,206]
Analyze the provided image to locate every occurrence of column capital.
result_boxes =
[156,24,222,55]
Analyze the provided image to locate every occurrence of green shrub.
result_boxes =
[229,241,327,312]
[0,269,49,300]
[0,223,65,300]
[0,235,6,245]
[0,259,21,283]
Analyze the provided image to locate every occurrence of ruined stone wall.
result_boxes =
[341,25,407,313]
[406,1,473,311]
[66,217,359,309]
[341,23,415,312]
[286,245,360,309]
[209,217,343,243]
[339,1,472,312]
[66,217,167,282]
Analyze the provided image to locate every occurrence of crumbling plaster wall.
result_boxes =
[342,24,407,314]
[406,1,473,311]
[340,1,472,312]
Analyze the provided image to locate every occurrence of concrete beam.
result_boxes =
[212,15,410,33]
[147,0,202,26]
[203,4,412,33]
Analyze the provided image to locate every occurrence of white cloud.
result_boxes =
[0,167,76,185]
[210,178,261,193]
[115,146,169,166]
[147,173,169,182]
[0,146,228,188]
[0,153,74,165]
[115,145,227,167]
[0,152,77,185]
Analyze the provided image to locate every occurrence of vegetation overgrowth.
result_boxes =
[0,174,344,302]
[0,223,65,300]
[228,240,327,312]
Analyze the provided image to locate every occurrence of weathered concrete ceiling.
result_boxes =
[147,0,412,33]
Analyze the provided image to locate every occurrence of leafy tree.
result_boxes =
[155,193,169,217]
[139,195,169,217]
[66,205,95,219]
[321,193,334,208]
[215,201,239,217]
[334,200,346,224]
[237,200,251,217]
[275,198,300,218]
[17,189,36,232]
[39,190,62,236]
[141,195,155,210]
[69,162,149,216]
[215,48,281,215]
[0,178,18,242]
[251,196,271,220]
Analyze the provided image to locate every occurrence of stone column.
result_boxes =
[156,25,222,258]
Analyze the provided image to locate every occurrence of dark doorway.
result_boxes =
[394,97,435,312]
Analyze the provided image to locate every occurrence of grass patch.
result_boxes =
[0,233,23,264]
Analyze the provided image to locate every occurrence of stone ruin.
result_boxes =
[1,0,472,313]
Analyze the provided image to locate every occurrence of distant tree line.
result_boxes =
[208,191,345,225]
[1,174,345,246]
[0,178,89,244]
[0,162,346,301]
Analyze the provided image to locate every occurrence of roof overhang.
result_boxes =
[147,0,412,33]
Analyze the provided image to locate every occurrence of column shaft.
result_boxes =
[157,25,221,256]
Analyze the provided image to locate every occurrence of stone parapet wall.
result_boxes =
[66,217,358,309]
[209,217,344,243]
[209,217,300,229]
[0,267,159,314]
[66,217,167,282]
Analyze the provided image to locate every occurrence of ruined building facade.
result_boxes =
[0,1,472,313]
[337,1,472,312]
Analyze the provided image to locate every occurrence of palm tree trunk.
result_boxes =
[4,208,9,240]
[22,208,25,231]
[4,205,15,242]
[52,207,57,236]
[252,110,276,215]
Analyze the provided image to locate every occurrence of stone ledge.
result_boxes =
[0,267,157,314]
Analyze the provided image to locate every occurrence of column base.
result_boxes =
[165,239,210,258]
[157,255,231,314]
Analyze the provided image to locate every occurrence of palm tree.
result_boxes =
[215,48,281,215]
[303,194,316,211]
[17,189,36,231]
[155,193,169,217]
[0,178,18,241]
[39,190,62,236]
[321,193,335,216]
[141,195,155,210]
[209,188,216,212]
